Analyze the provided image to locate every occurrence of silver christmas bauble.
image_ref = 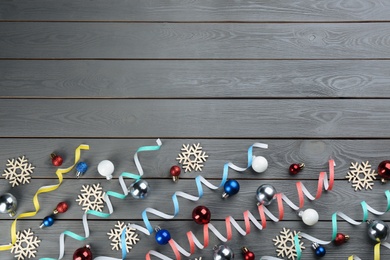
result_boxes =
[0,193,17,217]
[213,245,234,260]
[367,219,389,242]
[129,179,150,199]
[256,184,276,206]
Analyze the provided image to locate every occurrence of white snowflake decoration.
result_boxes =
[10,228,41,260]
[107,221,140,252]
[3,156,35,187]
[176,143,208,172]
[346,161,378,191]
[76,183,106,212]
[273,228,305,260]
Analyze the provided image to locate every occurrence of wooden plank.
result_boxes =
[2,23,390,59]
[1,0,390,22]
[0,99,390,138]
[0,178,389,222]
[0,139,388,180]
[2,60,390,98]
[0,220,387,259]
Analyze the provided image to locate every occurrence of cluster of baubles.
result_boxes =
[40,201,69,228]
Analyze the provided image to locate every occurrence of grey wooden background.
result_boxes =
[1,1,390,259]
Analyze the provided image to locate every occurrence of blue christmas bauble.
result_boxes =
[155,229,171,245]
[222,179,240,198]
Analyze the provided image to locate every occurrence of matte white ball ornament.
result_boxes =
[299,208,319,226]
[97,160,115,180]
[251,156,268,173]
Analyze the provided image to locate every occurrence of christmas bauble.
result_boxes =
[51,153,63,167]
[256,184,276,206]
[378,160,390,183]
[0,193,17,217]
[312,243,326,257]
[213,245,234,260]
[192,205,211,225]
[334,233,349,246]
[299,208,319,226]
[170,165,181,182]
[251,156,268,173]
[367,219,389,242]
[97,160,115,180]
[222,179,240,198]
[54,201,69,214]
[75,162,88,178]
[155,228,171,245]
[73,245,92,260]
[289,163,304,175]
[241,247,254,260]
[40,215,55,228]
[129,179,150,199]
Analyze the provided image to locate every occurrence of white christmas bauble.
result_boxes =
[300,208,319,226]
[251,156,268,173]
[97,160,115,180]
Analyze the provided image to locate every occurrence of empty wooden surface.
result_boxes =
[1,1,390,260]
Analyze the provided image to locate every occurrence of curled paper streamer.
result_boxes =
[0,144,89,252]
[141,160,334,260]
[294,190,390,260]
[40,139,162,260]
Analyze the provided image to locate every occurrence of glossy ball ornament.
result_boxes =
[213,245,234,260]
[40,215,55,228]
[241,247,255,260]
[299,208,319,226]
[51,153,63,167]
[129,179,150,199]
[155,227,171,245]
[378,160,390,183]
[312,243,326,257]
[367,219,389,242]
[75,162,88,178]
[0,193,17,217]
[289,163,305,175]
[251,156,268,173]
[334,233,349,246]
[97,160,115,180]
[53,201,69,214]
[222,179,240,199]
[73,245,92,260]
[192,205,211,225]
[170,165,181,182]
[256,184,276,206]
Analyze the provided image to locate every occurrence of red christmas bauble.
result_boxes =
[51,153,63,167]
[289,163,304,175]
[334,233,349,246]
[170,166,181,177]
[244,251,255,260]
[73,245,92,260]
[192,205,211,225]
[55,201,69,214]
[378,160,390,180]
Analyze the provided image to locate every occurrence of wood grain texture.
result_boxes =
[1,0,390,22]
[0,139,389,180]
[2,60,390,98]
[1,99,390,138]
[2,23,390,59]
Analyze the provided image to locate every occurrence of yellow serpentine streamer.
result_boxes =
[0,144,89,251]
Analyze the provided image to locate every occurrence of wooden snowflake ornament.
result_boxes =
[273,228,305,260]
[176,143,208,172]
[11,228,41,260]
[2,156,35,187]
[346,161,378,191]
[76,183,106,212]
[107,221,139,252]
